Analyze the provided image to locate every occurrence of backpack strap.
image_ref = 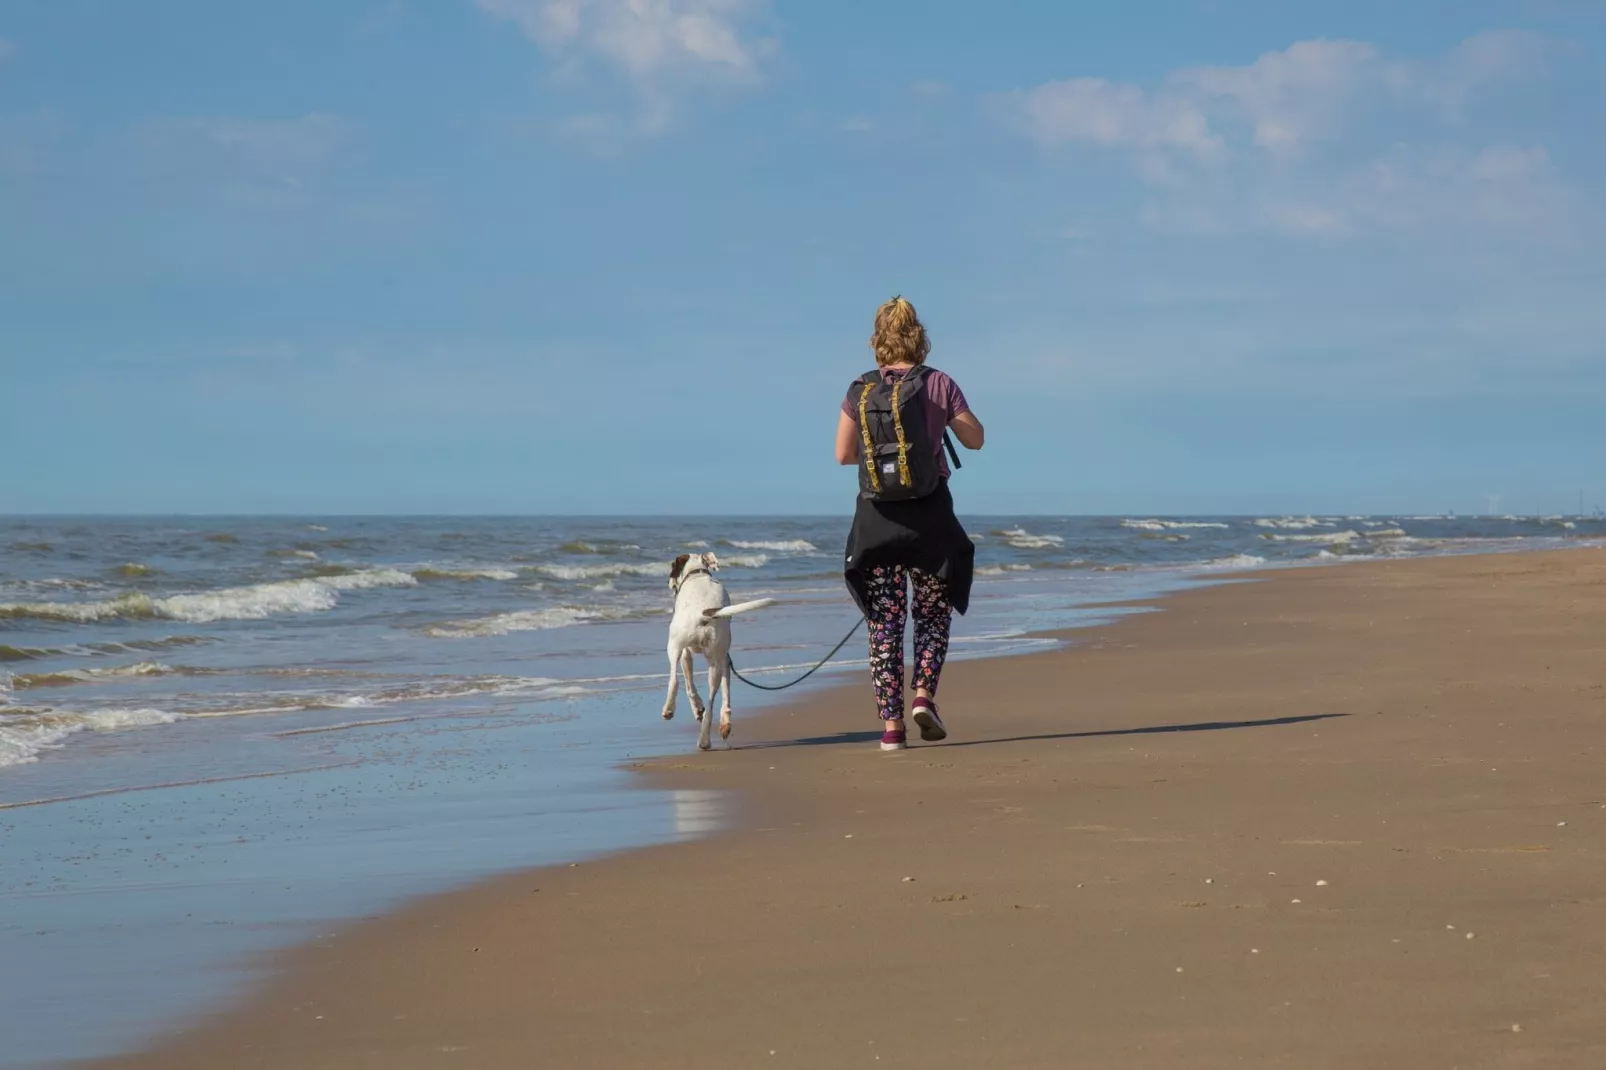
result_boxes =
[856,377,881,494]
[943,431,962,471]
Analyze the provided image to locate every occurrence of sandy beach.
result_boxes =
[86,548,1606,1069]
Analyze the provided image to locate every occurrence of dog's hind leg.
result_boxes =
[680,649,706,722]
[661,645,681,720]
[696,683,714,751]
[710,658,733,743]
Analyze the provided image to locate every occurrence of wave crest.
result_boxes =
[720,539,817,553]
[0,570,417,625]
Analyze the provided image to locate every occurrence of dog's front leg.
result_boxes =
[661,643,681,720]
[680,649,705,721]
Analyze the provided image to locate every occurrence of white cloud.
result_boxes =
[1004,31,1570,237]
[1171,39,1385,151]
[476,0,769,82]
[1418,29,1549,117]
[1139,143,1575,239]
[1013,77,1220,156]
[475,0,771,134]
[1334,144,1566,230]
[1008,32,1547,159]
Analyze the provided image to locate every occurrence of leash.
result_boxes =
[727,618,864,692]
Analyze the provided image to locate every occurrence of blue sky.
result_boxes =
[3,0,1602,515]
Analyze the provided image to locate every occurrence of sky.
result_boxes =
[2,0,1603,516]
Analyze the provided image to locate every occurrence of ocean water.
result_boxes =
[0,513,1598,1065]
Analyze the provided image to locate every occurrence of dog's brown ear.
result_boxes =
[701,552,719,571]
[670,554,691,582]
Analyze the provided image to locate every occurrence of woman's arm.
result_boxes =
[950,410,985,450]
[835,411,860,465]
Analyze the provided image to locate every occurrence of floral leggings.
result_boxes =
[864,565,953,722]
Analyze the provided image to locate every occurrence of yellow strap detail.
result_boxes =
[890,380,912,487]
[857,382,881,494]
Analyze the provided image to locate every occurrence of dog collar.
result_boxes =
[672,565,713,595]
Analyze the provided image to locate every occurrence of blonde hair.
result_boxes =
[869,296,931,367]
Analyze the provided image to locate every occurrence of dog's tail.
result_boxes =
[703,598,777,620]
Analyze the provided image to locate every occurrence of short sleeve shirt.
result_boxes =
[841,365,971,479]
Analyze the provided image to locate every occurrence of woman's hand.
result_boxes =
[835,411,860,466]
[950,411,985,450]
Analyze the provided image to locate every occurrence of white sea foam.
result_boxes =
[412,566,520,582]
[1121,519,1230,531]
[423,607,593,638]
[1201,554,1268,569]
[722,539,818,553]
[306,524,329,532]
[1258,530,1361,545]
[316,568,418,592]
[996,528,1065,550]
[0,706,180,768]
[1252,517,1333,530]
[719,553,770,569]
[0,569,418,625]
[976,563,1035,577]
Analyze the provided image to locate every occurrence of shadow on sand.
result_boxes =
[747,712,1348,751]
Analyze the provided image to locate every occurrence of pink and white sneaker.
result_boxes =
[879,725,907,751]
[911,698,946,742]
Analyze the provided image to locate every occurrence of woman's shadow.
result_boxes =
[749,712,1348,750]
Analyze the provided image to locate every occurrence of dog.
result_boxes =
[662,552,775,750]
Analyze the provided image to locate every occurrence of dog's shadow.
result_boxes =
[745,712,1347,750]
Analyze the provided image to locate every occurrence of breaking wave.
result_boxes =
[976,564,1035,576]
[1121,519,1230,531]
[1252,517,1333,530]
[0,569,417,625]
[412,566,520,582]
[6,662,205,689]
[1200,554,1268,570]
[557,540,642,555]
[994,528,1064,550]
[422,605,656,639]
[1258,530,1361,545]
[720,539,818,553]
[0,636,213,663]
[532,562,668,582]
[0,707,180,769]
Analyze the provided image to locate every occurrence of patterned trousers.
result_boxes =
[863,565,952,721]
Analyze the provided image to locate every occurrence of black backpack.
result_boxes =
[849,366,961,502]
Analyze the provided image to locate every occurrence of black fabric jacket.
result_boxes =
[843,480,973,617]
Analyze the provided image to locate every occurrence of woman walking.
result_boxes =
[836,296,985,751]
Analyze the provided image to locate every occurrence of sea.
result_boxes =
[0,513,1598,1066]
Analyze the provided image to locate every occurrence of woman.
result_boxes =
[836,296,985,751]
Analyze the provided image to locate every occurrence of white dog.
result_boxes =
[662,552,775,750]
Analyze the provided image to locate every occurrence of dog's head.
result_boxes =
[669,551,719,593]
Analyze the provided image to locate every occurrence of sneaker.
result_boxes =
[879,726,907,751]
[911,699,946,742]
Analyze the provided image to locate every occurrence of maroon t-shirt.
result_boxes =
[841,365,971,478]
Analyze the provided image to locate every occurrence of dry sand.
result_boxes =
[90,550,1606,1069]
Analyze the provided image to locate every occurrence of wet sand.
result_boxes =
[89,550,1606,1069]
